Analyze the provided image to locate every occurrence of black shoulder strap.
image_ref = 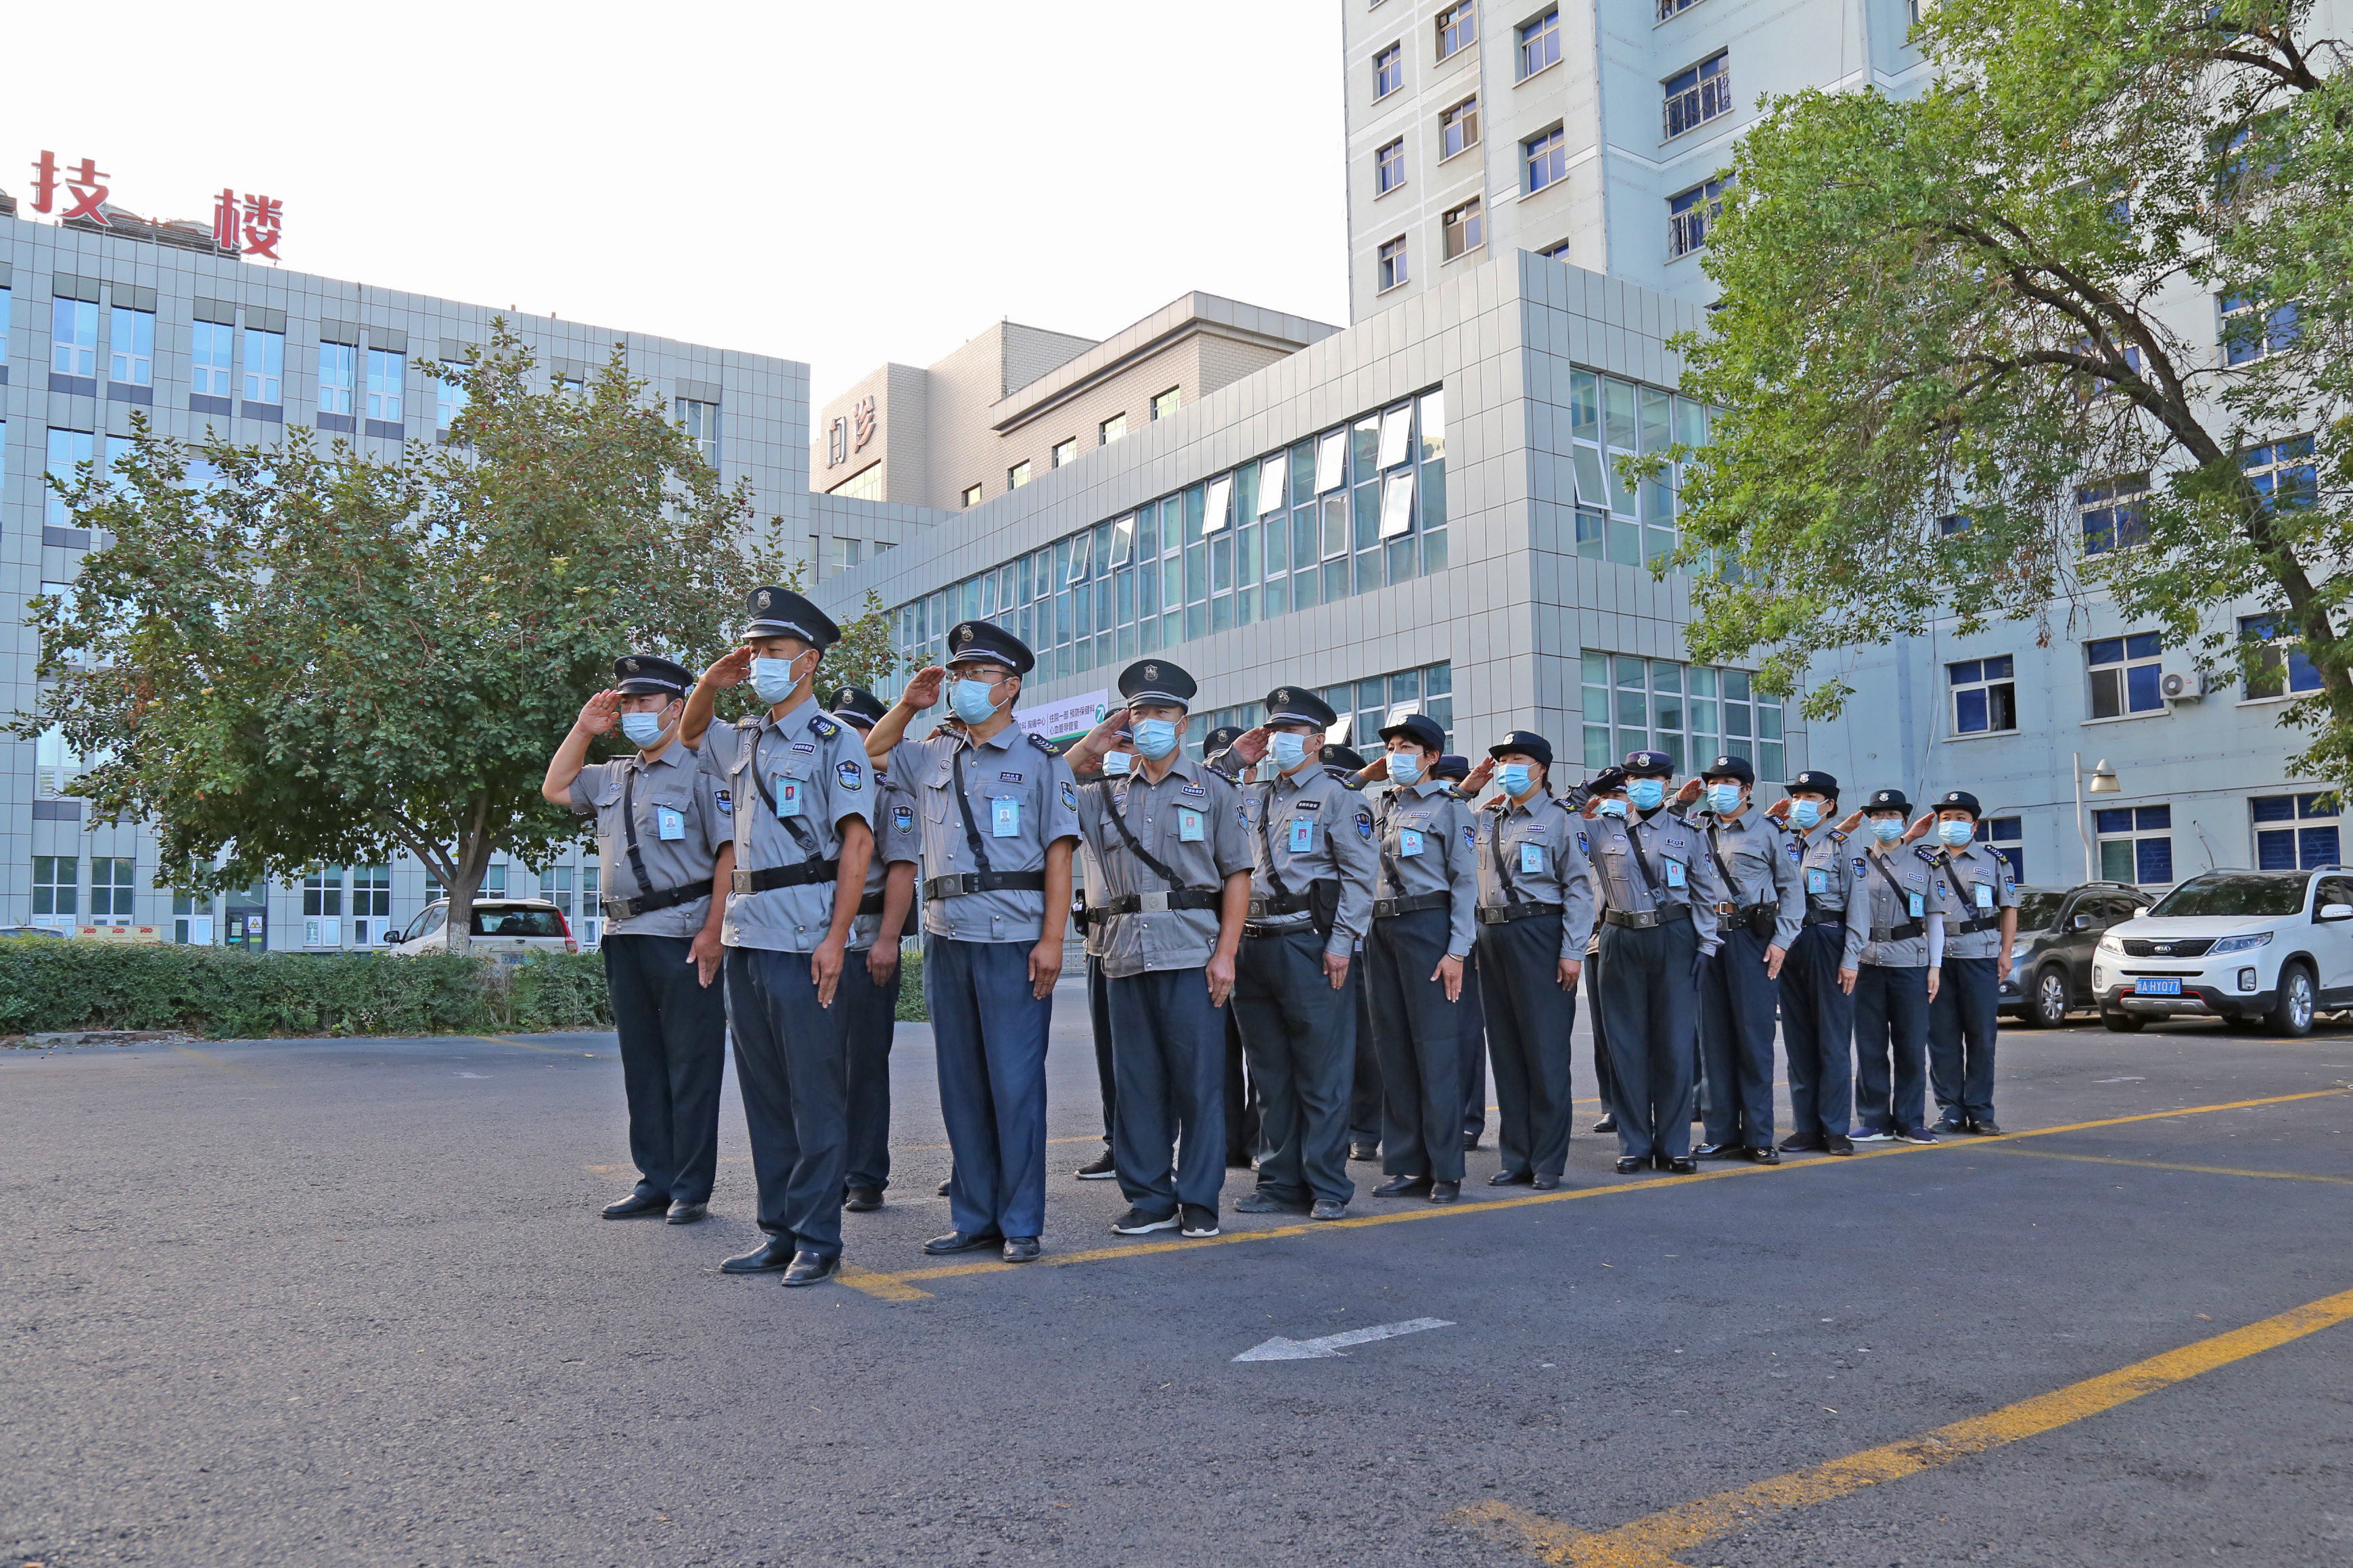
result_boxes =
[1621,814,1668,902]
[1101,781,1183,887]
[739,725,825,862]
[1488,805,1523,906]
[620,768,656,898]
[1866,848,1917,918]
[1938,852,1975,911]
[1704,821,1743,904]
[1252,782,1292,900]
[950,743,993,875]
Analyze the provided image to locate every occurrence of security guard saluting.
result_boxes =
[542,655,733,1225]
[825,687,922,1212]
[1364,713,1480,1203]
[1468,731,1596,1189]
[1850,789,1946,1145]
[1588,750,1727,1174]
[1767,772,1867,1155]
[678,589,876,1287]
[863,620,1080,1264]
[1692,755,1804,1163]
[1210,688,1379,1220]
[1321,743,1386,1163]
[1066,662,1255,1238]
[1924,789,2017,1136]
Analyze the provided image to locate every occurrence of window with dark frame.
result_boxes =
[2087,632,2164,718]
[1441,95,1480,158]
[1376,138,1405,195]
[1442,198,1484,260]
[1663,50,1733,138]
[1524,126,1566,193]
[1517,9,1561,78]
[2252,793,2340,871]
[1378,237,1409,291]
[1438,2,1477,57]
[1375,41,1403,97]
[1948,656,2018,735]
[1668,176,1729,256]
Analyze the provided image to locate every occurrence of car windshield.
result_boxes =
[2015,892,2063,931]
[472,906,565,937]
[2145,873,2308,919]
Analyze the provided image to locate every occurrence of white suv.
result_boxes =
[388,898,578,962]
[2091,867,2353,1037]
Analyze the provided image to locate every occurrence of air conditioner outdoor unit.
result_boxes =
[2160,666,2208,701]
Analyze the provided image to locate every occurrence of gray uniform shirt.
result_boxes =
[1791,821,1873,969]
[1075,754,1252,979]
[698,702,876,954]
[1474,793,1598,961]
[1239,762,1380,958]
[1856,841,1950,969]
[1373,780,1480,959]
[1585,806,1728,955]
[567,741,725,939]
[1697,805,1806,950]
[1929,839,2018,961]
[890,725,1082,944]
[852,762,922,954]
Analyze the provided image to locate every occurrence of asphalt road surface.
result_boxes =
[6,986,2352,1568]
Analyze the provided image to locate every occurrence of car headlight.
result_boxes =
[2208,931,2274,955]
[2097,935,2124,956]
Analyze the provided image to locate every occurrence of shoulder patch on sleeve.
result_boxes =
[1853,857,1868,877]
[836,760,865,790]
[1061,779,1078,811]
[1462,824,1476,848]
[713,786,733,817]
[1356,808,1374,840]
[1576,831,1591,854]
[892,802,914,831]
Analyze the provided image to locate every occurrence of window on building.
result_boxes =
[1099,413,1128,445]
[33,856,77,923]
[173,889,215,946]
[1052,437,1080,468]
[1975,816,2025,881]
[1008,459,1032,490]
[1151,387,1180,421]
[1580,650,1786,778]
[1442,198,1484,260]
[829,538,863,572]
[1939,513,1971,535]
[2252,793,2340,870]
[89,857,136,924]
[1664,50,1733,138]
[437,367,470,432]
[35,726,81,796]
[2078,475,2149,554]
[365,348,403,423]
[1376,138,1405,195]
[352,866,390,944]
[242,328,283,405]
[318,342,356,416]
[1438,2,1477,57]
[1564,371,1712,570]
[2087,632,2164,718]
[1378,237,1409,291]
[1524,126,1567,193]
[1538,240,1574,261]
[1517,8,1561,78]
[2220,294,2299,366]
[2240,434,2317,513]
[1658,0,1704,16]
[827,463,882,501]
[680,398,721,463]
[1319,662,1455,754]
[304,868,344,917]
[2095,804,2174,885]
[1441,95,1480,158]
[51,298,98,377]
[45,428,95,531]
[2240,613,2324,699]
[1948,656,2019,735]
[961,482,984,508]
[191,321,235,398]
[483,862,507,898]
[109,307,155,386]
[1375,41,1403,97]
[1668,176,1729,257]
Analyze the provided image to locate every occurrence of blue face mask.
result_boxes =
[1388,750,1423,787]
[1498,762,1536,799]
[1269,732,1310,773]
[1597,796,1628,818]
[1133,717,1180,760]
[949,677,1001,725]
[1627,777,1666,812]
[1790,799,1823,829]
[1870,817,1906,843]
[1938,819,1975,847]
[1707,783,1743,816]
[1102,750,1133,776]
[620,710,668,747]
[750,655,804,706]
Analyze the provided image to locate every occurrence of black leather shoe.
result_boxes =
[1591,1115,1618,1134]
[1614,1156,1645,1175]
[1488,1169,1535,1186]
[922,1230,1003,1255]
[1824,1134,1856,1155]
[719,1239,796,1274]
[1428,1180,1461,1205]
[779,1251,839,1287]
[842,1185,883,1212]
[1968,1117,2004,1135]
[935,1178,951,1196]
[1462,1134,1482,1151]
[1935,1115,1967,1135]
[665,1200,707,1224]
[1777,1134,1825,1153]
[1532,1172,1561,1190]
[1694,1142,1745,1159]
[1001,1236,1041,1262]
[1750,1147,1781,1166]
[602,1192,668,1219]
[1349,1140,1381,1162]
[1372,1174,1432,1197]
[1668,1157,1699,1174]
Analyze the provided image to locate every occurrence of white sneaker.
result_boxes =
[1113,1207,1179,1235]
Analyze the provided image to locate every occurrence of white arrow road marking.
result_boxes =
[1233,1317,1455,1362]
[2094,1076,2147,1084]
[457,1072,491,1079]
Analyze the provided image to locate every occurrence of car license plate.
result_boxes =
[2134,977,2183,996]
[498,952,529,965]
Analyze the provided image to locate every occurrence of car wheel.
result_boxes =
[2026,967,2070,1028]
[2268,963,2316,1038]
[2100,1008,2145,1033]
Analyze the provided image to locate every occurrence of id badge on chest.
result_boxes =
[1909,890,1925,919]
[655,806,685,841]
[1975,881,1994,910]
[775,777,802,819]
[991,796,1021,838]
[1664,858,1687,890]
[1807,867,1829,894]
[1398,827,1425,858]
[1289,817,1315,854]
[1179,808,1205,844]
[1519,841,1545,876]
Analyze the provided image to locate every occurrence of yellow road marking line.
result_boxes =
[1461,1283,2353,1567]
[461,1034,569,1053]
[170,1044,275,1086]
[1990,1146,2353,1185]
[836,1263,932,1301]
[846,1088,2348,1291]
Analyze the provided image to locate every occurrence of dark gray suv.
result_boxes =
[2000,881,2156,1027]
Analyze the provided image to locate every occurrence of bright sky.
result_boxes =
[3,1,1350,409]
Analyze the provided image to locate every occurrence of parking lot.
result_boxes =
[5,992,2350,1567]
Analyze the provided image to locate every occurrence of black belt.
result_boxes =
[601,882,710,921]
[858,890,886,917]
[1373,891,1450,920]
[1956,913,2002,935]
[1081,887,1223,926]
[1243,921,1321,940]
[1476,901,1563,926]
[1871,921,1925,944]
[1715,901,1777,921]
[1249,890,1316,918]
[1802,906,1849,927]
[925,871,1047,900]
[732,860,841,896]
[1601,905,1693,929]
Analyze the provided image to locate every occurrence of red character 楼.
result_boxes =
[212,187,243,253]
[241,195,283,260]
[60,158,110,223]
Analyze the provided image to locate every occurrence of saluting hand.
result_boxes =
[1462,756,1497,796]
[900,666,948,711]
[576,689,620,735]
[1835,809,1865,834]
[1434,952,1465,1003]
[702,647,753,690]
[1905,812,1935,844]
[1673,777,1706,808]
[1358,753,1392,783]
[1229,726,1271,765]
[1763,798,1792,823]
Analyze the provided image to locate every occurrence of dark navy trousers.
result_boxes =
[1779,923,1855,1142]
[1366,908,1465,1182]
[1088,954,1116,1145]
[1698,924,1779,1151]
[1477,914,1577,1179]
[842,948,904,1193]
[1349,966,1382,1148]
[1458,948,1488,1141]
[1929,954,2001,1122]
[923,936,1053,1240]
[1231,929,1357,1207]
[725,945,852,1257]
[1106,967,1229,1216]
[1852,963,1930,1136]
[1597,917,1700,1162]
[602,933,727,1206]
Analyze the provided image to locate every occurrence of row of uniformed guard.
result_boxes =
[543,588,2019,1287]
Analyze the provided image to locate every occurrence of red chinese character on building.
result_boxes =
[60,158,110,223]
[28,150,59,214]
[212,187,243,254]
[241,195,283,260]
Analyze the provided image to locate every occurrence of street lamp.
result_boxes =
[2075,753,2121,881]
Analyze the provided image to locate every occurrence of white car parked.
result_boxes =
[388,898,578,962]
[2092,867,2353,1036]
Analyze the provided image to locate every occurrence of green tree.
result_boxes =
[20,324,898,945]
[1666,0,2353,779]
